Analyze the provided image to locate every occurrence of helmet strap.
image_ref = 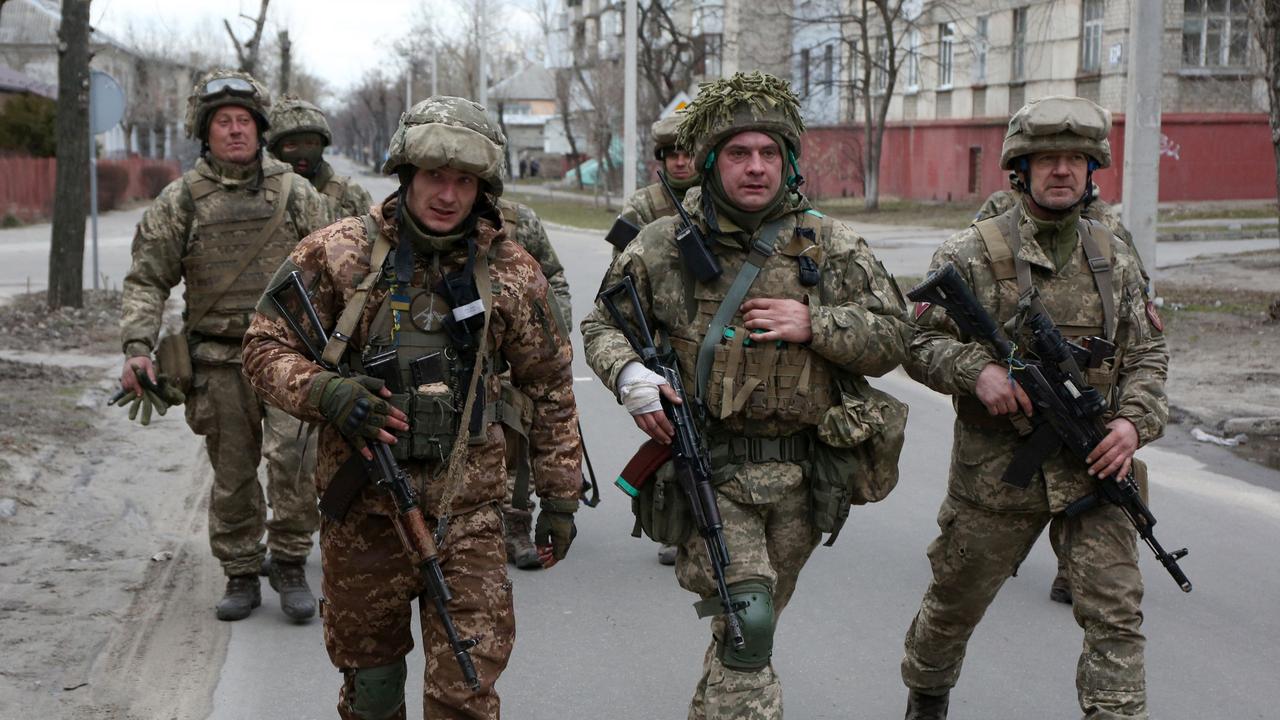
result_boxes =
[786,149,805,191]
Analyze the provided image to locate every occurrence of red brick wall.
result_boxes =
[0,155,181,223]
[801,113,1276,205]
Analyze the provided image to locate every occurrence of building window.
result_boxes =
[1011,7,1028,81]
[1182,0,1249,68]
[695,33,723,76]
[973,15,988,83]
[905,30,920,91]
[1081,0,1104,73]
[800,48,811,95]
[823,44,834,93]
[938,22,955,88]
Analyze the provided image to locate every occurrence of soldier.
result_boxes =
[268,94,374,219]
[900,96,1169,719]
[494,194,575,570]
[118,70,330,623]
[582,72,912,720]
[606,112,701,256]
[975,186,1150,607]
[242,95,581,719]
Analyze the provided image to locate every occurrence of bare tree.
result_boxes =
[49,0,92,309]
[224,0,271,76]
[278,29,291,94]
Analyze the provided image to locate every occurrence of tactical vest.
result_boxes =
[182,168,299,339]
[957,208,1122,427]
[319,175,347,202]
[358,229,504,466]
[666,211,835,436]
[640,183,677,223]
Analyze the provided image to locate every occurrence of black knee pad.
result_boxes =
[348,659,407,720]
[719,580,775,672]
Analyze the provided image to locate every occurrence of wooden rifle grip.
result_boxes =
[392,508,440,566]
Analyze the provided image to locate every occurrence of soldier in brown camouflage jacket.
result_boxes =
[118,70,330,624]
[242,96,581,720]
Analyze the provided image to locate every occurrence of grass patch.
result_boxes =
[817,198,977,230]
[1160,205,1278,222]
[506,191,617,231]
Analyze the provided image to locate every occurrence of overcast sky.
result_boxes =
[92,0,542,97]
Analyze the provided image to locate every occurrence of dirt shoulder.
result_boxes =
[0,290,223,719]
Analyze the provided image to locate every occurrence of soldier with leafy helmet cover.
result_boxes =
[120,68,331,625]
[583,72,913,719]
[900,95,1167,719]
[268,94,373,219]
[243,94,582,719]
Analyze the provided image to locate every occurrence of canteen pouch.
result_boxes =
[630,453,693,546]
[155,333,193,393]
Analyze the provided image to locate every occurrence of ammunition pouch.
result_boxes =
[628,452,693,546]
[155,332,193,393]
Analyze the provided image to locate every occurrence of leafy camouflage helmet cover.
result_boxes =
[1001,95,1112,170]
[382,95,505,194]
[651,113,686,160]
[184,69,271,141]
[268,95,331,148]
[676,72,806,170]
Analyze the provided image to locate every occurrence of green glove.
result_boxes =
[114,370,185,426]
[534,497,578,561]
[309,371,391,441]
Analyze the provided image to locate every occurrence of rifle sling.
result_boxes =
[318,453,368,522]
[185,173,294,333]
[694,219,786,405]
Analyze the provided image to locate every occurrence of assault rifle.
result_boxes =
[907,263,1192,593]
[266,271,482,690]
[598,274,747,649]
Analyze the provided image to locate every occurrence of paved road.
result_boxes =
[207,221,1280,720]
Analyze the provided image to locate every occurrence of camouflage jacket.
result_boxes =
[497,198,573,331]
[620,181,680,228]
[242,195,581,516]
[120,155,331,362]
[908,203,1169,513]
[311,160,374,220]
[976,189,1147,283]
[583,187,912,492]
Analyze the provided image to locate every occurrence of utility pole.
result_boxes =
[1121,0,1163,281]
[278,29,291,94]
[405,61,413,111]
[431,45,439,97]
[477,0,488,106]
[623,0,638,199]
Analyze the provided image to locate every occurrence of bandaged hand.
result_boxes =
[618,361,667,416]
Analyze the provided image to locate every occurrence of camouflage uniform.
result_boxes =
[583,73,912,720]
[900,97,1169,720]
[494,197,574,566]
[120,73,330,581]
[242,96,581,719]
[613,113,699,258]
[268,94,374,219]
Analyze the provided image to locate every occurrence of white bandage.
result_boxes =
[617,361,667,416]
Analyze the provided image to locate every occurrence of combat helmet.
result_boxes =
[383,95,506,195]
[676,72,806,173]
[267,95,331,152]
[651,113,685,161]
[1000,96,1112,171]
[184,69,271,141]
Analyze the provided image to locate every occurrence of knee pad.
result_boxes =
[348,660,407,720]
[719,580,775,672]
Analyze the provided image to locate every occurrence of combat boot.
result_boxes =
[905,689,949,720]
[268,558,316,622]
[504,510,542,570]
[1049,571,1073,605]
[216,574,261,621]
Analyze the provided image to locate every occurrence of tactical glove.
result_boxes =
[310,372,391,442]
[534,497,578,561]
[114,370,186,426]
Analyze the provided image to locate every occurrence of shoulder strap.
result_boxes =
[1078,218,1117,340]
[646,183,674,217]
[322,177,345,200]
[499,201,519,226]
[186,173,220,201]
[319,213,392,367]
[974,217,1016,281]
[693,216,788,404]
[184,173,294,333]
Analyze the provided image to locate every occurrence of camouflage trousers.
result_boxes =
[902,493,1147,719]
[185,361,317,576]
[674,467,821,720]
[321,503,514,720]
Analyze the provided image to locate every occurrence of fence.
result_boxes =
[0,155,180,223]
